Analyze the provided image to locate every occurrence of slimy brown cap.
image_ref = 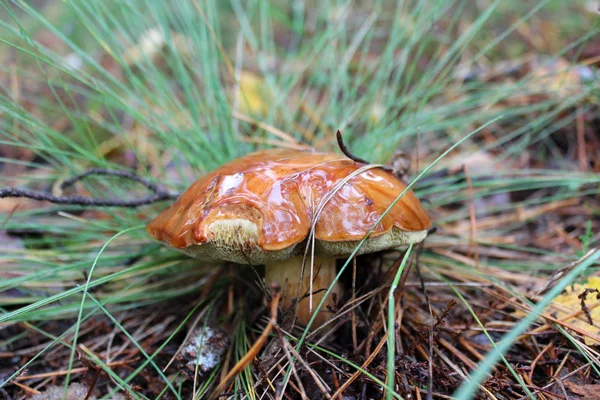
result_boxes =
[147,149,431,264]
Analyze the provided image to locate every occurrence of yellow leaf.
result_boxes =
[552,276,600,346]
[236,72,271,116]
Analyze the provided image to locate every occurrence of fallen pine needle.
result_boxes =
[15,359,137,381]
[12,381,41,395]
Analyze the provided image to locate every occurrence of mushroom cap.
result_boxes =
[147,149,431,264]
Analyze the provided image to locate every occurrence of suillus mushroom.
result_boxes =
[147,149,431,327]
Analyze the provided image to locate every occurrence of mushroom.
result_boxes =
[147,149,431,327]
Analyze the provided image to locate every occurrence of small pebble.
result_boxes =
[176,326,228,380]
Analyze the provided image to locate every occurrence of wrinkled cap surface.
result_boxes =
[147,149,431,263]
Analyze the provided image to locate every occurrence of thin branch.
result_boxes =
[1,168,179,208]
[0,187,177,208]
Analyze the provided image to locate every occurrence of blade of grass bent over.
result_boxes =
[453,248,600,399]
[64,225,146,395]
[86,294,181,399]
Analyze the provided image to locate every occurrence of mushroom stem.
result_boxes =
[265,255,343,328]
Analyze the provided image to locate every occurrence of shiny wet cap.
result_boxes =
[147,149,431,264]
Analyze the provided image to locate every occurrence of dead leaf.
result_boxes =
[565,381,600,399]
[236,71,271,116]
[551,276,600,345]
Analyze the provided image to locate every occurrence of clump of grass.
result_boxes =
[1,0,599,398]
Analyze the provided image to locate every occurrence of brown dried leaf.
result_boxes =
[551,276,600,345]
[565,381,600,399]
